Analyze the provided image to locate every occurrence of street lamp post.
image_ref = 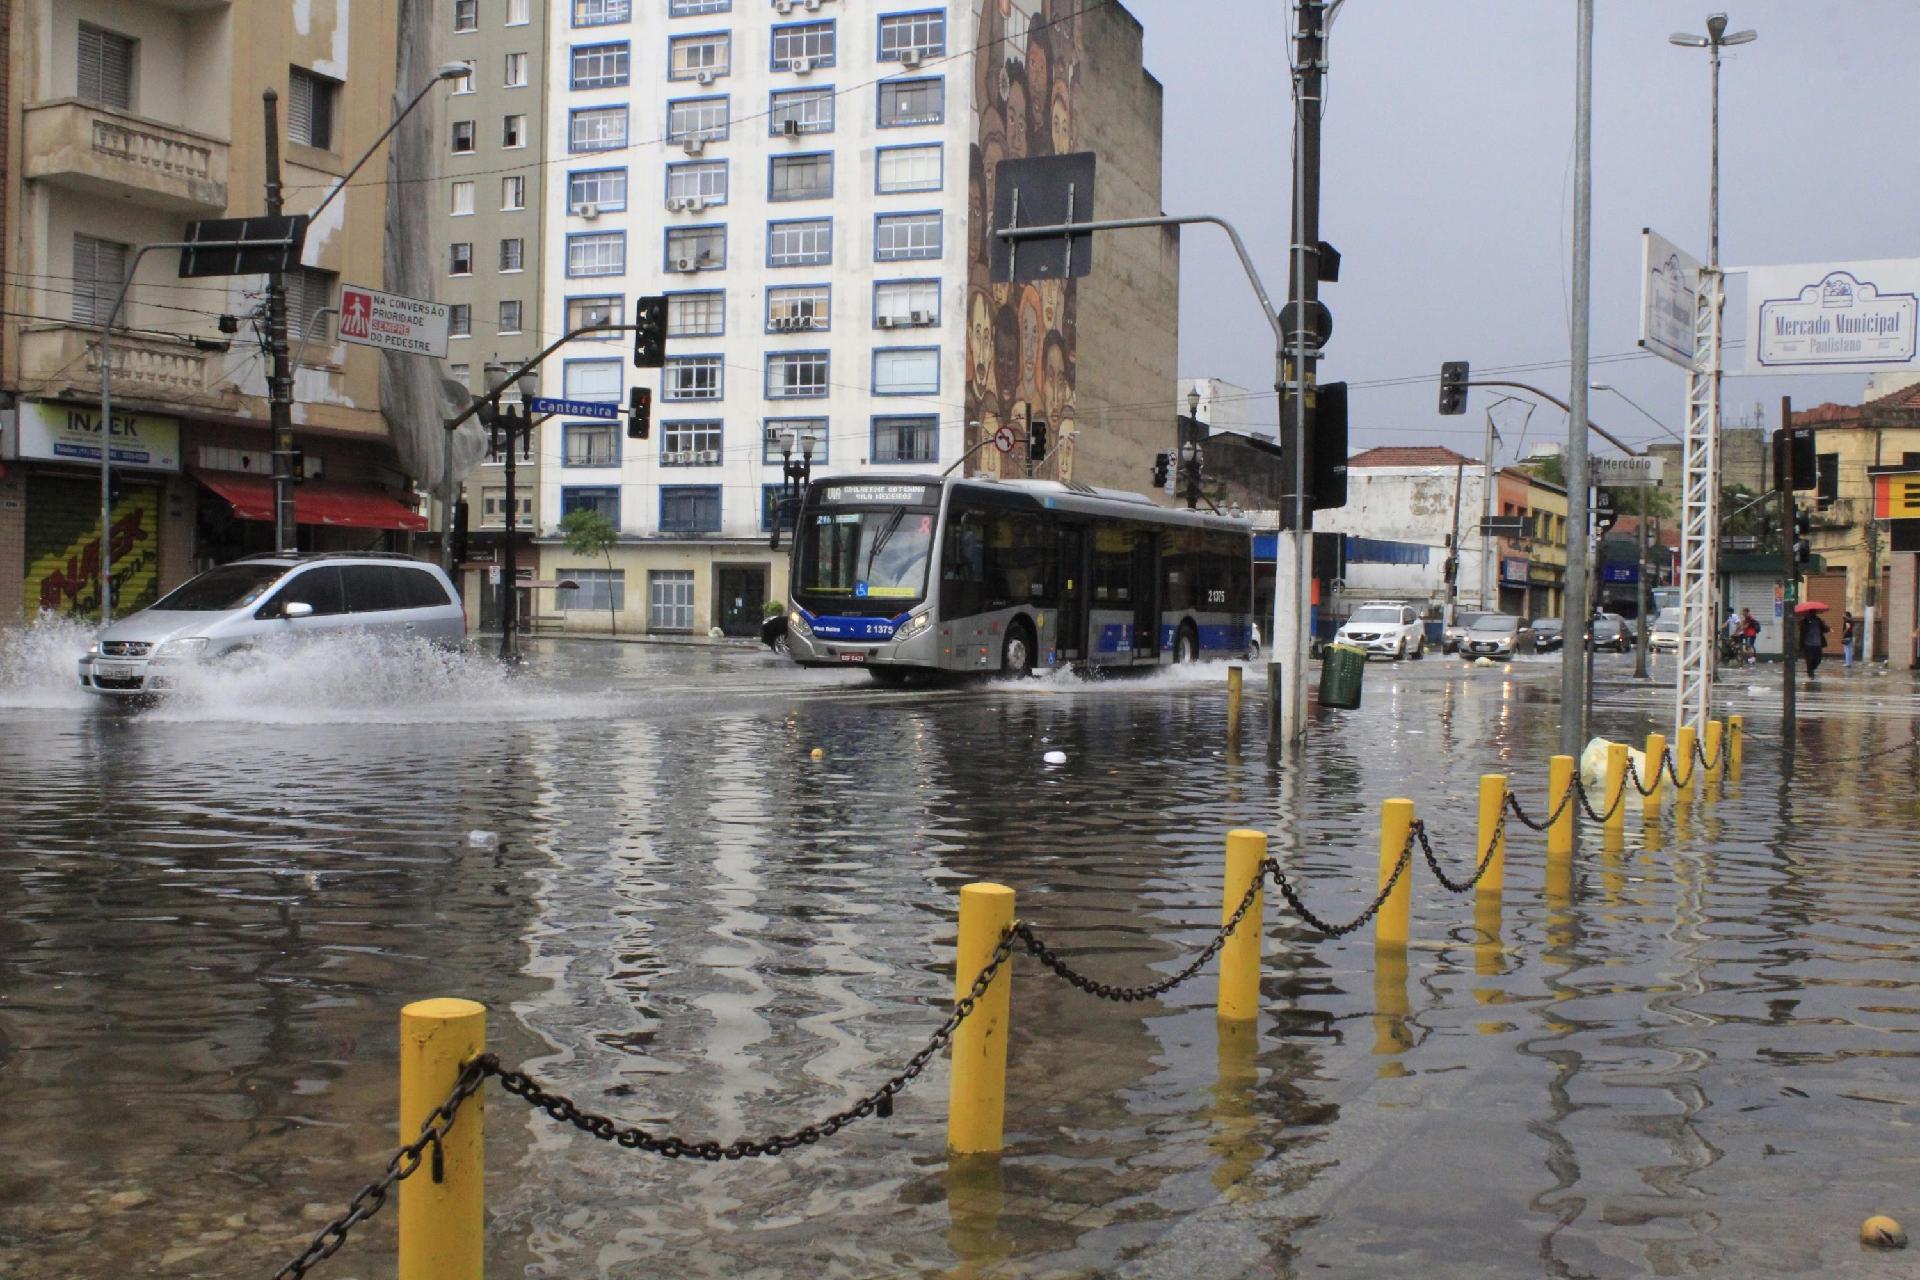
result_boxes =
[484,361,538,662]
[770,430,816,549]
[1591,382,1683,681]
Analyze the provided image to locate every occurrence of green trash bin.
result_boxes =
[1319,641,1367,710]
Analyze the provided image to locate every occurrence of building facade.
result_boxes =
[0,0,427,624]
[437,0,550,628]
[1308,446,1494,610]
[533,0,1174,637]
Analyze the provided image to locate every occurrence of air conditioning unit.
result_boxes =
[687,196,707,212]
[781,118,802,138]
[683,136,705,155]
[575,202,599,220]
[773,0,793,11]
[774,315,795,331]
[804,0,821,10]
[791,56,813,75]
[666,196,688,212]
[876,314,895,328]
[675,257,694,272]
[695,68,716,85]
[900,50,923,69]
[797,314,817,329]
[700,449,719,463]
[909,309,928,325]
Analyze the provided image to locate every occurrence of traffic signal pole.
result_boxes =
[1778,397,1797,756]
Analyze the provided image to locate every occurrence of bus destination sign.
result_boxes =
[821,483,934,506]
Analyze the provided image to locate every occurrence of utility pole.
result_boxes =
[1480,410,1497,610]
[1444,461,1464,624]
[1778,396,1797,758]
[262,90,297,554]
[1633,505,1650,679]
[1560,0,1596,763]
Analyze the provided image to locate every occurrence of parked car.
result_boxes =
[1458,613,1535,659]
[1442,611,1492,653]
[1649,607,1682,653]
[1586,612,1632,652]
[76,553,465,698]
[1335,602,1426,660]
[1531,618,1564,652]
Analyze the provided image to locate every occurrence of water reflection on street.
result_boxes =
[3,630,1919,1278]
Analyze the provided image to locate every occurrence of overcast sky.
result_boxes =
[1118,0,1920,464]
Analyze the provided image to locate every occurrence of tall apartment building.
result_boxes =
[0,0,431,624]
[438,0,550,628]
[535,0,1175,637]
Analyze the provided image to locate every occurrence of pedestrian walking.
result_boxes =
[1740,608,1761,666]
[1801,609,1830,679]
[1842,612,1857,669]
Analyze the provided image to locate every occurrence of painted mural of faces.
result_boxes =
[1005,70,1030,160]
[1042,331,1073,427]
[1016,286,1045,403]
[1025,37,1053,153]
[1036,279,1063,333]
[1051,86,1072,156]
[993,306,1022,416]
[968,289,995,402]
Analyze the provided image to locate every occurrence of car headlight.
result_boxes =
[155,637,209,660]
[87,641,102,655]
[895,612,931,642]
[788,610,812,638]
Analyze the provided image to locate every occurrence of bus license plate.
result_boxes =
[838,652,866,663]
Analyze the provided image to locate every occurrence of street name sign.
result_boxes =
[1743,258,1920,374]
[528,396,619,420]
[339,285,450,358]
[991,152,1096,284]
[1639,228,1701,369]
[1591,456,1662,487]
[1480,516,1527,537]
[179,215,308,277]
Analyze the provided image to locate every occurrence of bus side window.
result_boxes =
[984,511,1052,610]
[942,510,986,618]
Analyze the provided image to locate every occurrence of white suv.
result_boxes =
[1335,601,1426,660]
[77,553,466,697]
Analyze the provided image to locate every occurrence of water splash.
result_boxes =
[0,613,96,710]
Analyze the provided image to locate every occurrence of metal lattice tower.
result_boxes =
[1674,267,1723,735]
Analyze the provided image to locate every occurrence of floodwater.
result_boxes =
[3,622,1919,1279]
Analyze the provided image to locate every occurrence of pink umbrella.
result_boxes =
[1794,601,1830,614]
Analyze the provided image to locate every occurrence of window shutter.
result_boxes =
[78,25,135,111]
[72,234,129,325]
[287,71,313,145]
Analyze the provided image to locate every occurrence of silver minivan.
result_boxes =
[76,553,466,697]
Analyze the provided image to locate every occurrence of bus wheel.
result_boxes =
[1175,624,1199,664]
[869,667,910,686]
[1002,622,1035,677]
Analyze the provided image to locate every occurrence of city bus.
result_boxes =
[778,472,1256,679]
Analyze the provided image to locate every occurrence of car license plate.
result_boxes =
[96,663,136,680]
[838,652,866,663]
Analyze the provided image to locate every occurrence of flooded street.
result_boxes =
[4,628,1920,1278]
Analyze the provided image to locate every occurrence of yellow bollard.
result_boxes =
[1604,742,1629,832]
[1217,829,1267,1022]
[948,882,1015,1156]
[1728,714,1744,777]
[1643,732,1667,817]
[1674,726,1698,804]
[1375,798,1415,949]
[1547,755,1575,858]
[399,998,487,1280]
[1476,774,1507,897]
[1704,720,1725,783]
[1226,664,1243,728]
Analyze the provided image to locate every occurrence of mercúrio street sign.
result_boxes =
[338,284,450,359]
[1591,455,1662,487]
[527,396,619,421]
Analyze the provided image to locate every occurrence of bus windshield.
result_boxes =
[799,507,937,602]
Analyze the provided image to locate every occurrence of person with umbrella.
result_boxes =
[1796,601,1831,679]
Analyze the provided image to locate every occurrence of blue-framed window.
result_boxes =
[569,105,628,152]
[566,230,626,277]
[571,41,631,90]
[562,358,623,402]
[669,0,729,14]
[572,0,631,26]
[761,483,799,533]
[875,142,942,194]
[762,416,829,464]
[562,485,621,522]
[660,419,723,465]
[567,167,627,213]
[566,294,621,337]
[766,350,829,399]
[669,31,730,81]
[768,217,831,268]
[666,290,725,338]
[872,414,938,464]
[872,346,939,396]
[664,354,723,401]
[877,10,946,61]
[767,284,829,332]
[872,279,939,328]
[771,20,835,71]
[874,211,940,261]
[769,86,834,135]
[769,151,833,201]
[666,224,726,271]
[665,159,728,208]
[660,486,722,533]
[877,76,942,127]
[562,421,621,467]
[666,95,729,144]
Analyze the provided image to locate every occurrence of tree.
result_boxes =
[558,508,619,635]
[1720,484,1770,538]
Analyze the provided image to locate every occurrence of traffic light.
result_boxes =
[1793,506,1811,563]
[1594,489,1618,535]
[451,500,470,566]
[1309,381,1349,512]
[289,447,306,484]
[626,385,652,439]
[1151,452,1170,488]
[1029,419,1048,463]
[1773,428,1815,492]
[633,294,668,368]
[1438,360,1469,416]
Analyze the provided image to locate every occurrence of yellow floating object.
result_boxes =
[810,747,824,759]
[1861,1215,1907,1248]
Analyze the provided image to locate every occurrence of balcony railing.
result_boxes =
[23,99,229,213]
[17,324,237,407]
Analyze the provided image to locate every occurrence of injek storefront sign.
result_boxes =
[1745,259,1920,374]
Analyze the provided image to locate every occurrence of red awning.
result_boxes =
[194,469,428,532]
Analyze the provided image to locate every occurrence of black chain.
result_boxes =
[272,1055,495,1280]
[492,932,1020,1160]
[1013,862,1270,1002]
[1505,780,1576,833]
[1268,834,1414,938]
[1625,751,1663,798]
[1571,773,1627,824]
[1413,808,1507,894]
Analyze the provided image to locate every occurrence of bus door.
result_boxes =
[1130,529,1159,659]
[1057,524,1087,659]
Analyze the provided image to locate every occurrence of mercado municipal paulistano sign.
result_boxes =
[1744,258,1920,375]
